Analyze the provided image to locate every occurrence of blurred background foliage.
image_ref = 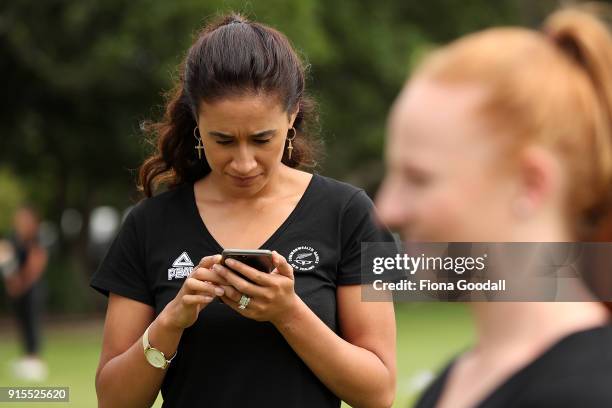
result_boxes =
[0,0,580,313]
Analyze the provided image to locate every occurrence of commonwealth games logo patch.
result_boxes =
[288,246,320,271]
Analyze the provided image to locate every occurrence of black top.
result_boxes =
[9,233,35,270]
[414,325,612,408]
[90,173,395,408]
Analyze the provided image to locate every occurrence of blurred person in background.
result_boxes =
[0,206,48,381]
[377,5,612,408]
[90,13,396,408]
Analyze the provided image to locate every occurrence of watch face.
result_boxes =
[145,349,166,368]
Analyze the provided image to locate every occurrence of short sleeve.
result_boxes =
[90,208,154,306]
[337,190,396,285]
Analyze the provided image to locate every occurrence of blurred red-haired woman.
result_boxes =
[377,5,612,408]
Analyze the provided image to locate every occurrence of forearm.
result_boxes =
[96,314,183,408]
[273,297,395,408]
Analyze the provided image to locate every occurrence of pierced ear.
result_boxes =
[512,146,561,218]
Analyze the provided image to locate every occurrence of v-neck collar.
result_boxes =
[185,173,318,252]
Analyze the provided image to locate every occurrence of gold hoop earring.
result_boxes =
[286,127,297,160]
[194,126,204,160]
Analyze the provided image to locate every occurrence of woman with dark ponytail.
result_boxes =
[90,13,396,408]
[377,4,612,408]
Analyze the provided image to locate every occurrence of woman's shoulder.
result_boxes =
[310,172,370,206]
[508,325,612,406]
[417,326,612,408]
[529,324,612,377]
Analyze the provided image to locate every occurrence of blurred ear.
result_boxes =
[513,145,562,217]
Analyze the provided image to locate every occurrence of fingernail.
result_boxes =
[214,287,225,296]
[212,264,220,271]
[225,259,235,266]
[203,296,213,302]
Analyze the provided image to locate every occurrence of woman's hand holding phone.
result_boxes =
[161,254,227,330]
[212,251,299,324]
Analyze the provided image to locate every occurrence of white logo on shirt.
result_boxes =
[288,246,319,271]
[168,251,194,280]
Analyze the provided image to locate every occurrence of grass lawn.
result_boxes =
[0,303,473,408]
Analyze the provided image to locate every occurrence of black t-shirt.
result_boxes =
[415,325,612,408]
[9,233,35,270]
[90,173,395,408]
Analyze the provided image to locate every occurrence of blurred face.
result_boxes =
[14,208,38,241]
[376,79,519,242]
[196,92,297,195]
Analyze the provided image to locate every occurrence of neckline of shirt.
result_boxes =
[185,172,319,253]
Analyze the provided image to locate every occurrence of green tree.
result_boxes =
[1,0,577,311]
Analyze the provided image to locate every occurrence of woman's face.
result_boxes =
[376,79,521,242]
[14,208,38,241]
[196,92,296,195]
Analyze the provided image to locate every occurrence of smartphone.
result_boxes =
[220,249,274,283]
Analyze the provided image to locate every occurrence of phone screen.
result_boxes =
[223,254,273,273]
[220,249,274,284]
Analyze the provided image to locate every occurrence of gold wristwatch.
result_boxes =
[142,325,177,370]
